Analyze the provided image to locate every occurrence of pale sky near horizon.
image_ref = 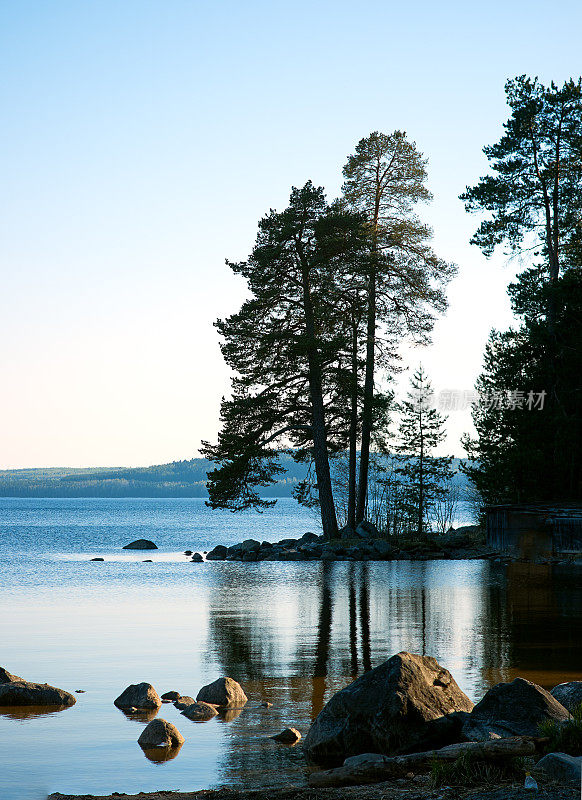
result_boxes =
[2,0,581,469]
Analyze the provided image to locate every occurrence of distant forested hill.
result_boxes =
[0,456,472,498]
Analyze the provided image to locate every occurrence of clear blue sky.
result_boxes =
[1,0,581,468]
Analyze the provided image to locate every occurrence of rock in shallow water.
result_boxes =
[272,727,301,743]
[114,682,161,710]
[137,717,184,748]
[173,695,196,710]
[181,701,219,721]
[122,539,158,550]
[196,677,247,708]
[303,651,474,765]
[0,680,76,707]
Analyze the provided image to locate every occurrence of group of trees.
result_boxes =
[203,74,582,535]
[461,76,582,504]
[202,132,455,539]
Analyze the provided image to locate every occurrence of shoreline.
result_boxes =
[48,779,577,800]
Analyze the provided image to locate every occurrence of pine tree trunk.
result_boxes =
[347,317,358,531]
[356,257,376,525]
[300,257,338,540]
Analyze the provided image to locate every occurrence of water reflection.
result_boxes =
[0,704,73,720]
[117,707,159,723]
[140,743,183,763]
[204,560,582,787]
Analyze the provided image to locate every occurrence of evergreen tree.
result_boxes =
[201,183,368,539]
[463,267,582,503]
[460,76,582,503]
[342,131,455,524]
[395,366,454,537]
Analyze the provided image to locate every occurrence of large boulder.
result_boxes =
[303,652,473,765]
[181,701,219,721]
[550,681,582,713]
[137,718,184,748]
[0,680,76,707]
[123,539,157,550]
[206,545,228,561]
[0,667,24,683]
[114,682,161,710]
[462,678,569,741]
[196,677,247,707]
[535,753,582,787]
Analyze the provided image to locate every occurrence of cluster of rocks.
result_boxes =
[111,675,298,760]
[303,651,582,789]
[196,525,490,564]
[0,666,76,708]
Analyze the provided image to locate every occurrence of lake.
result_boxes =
[1,497,581,800]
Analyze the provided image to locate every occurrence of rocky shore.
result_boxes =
[197,525,493,564]
[5,650,576,799]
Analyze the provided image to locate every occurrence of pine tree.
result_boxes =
[395,366,454,537]
[201,183,369,539]
[342,131,455,524]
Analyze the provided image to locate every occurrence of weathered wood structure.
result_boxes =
[485,504,582,558]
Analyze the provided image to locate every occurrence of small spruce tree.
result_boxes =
[395,366,454,537]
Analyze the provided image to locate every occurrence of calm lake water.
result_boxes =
[1,497,582,800]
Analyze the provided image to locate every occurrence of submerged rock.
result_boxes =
[196,677,247,708]
[138,718,184,748]
[114,682,161,710]
[462,677,569,740]
[0,680,76,707]
[181,701,219,721]
[303,652,473,765]
[122,539,158,550]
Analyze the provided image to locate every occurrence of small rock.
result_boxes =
[161,691,181,701]
[181,701,219,721]
[535,752,582,787]
[190,553,204,562]
[75,689,86,693]
[196,677,247,708]
[272,727,301,743]
[90,557,104,561]
[142,559,153,562]
[261,701,273,708]
[114,683,161,710]
[173,695,196,710]
[184,550,193,556]
[137,718,184,748]
[122,539,158,550]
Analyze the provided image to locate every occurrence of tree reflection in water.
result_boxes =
[202,559,582,788]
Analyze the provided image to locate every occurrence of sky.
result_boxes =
[1,0,581,469]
